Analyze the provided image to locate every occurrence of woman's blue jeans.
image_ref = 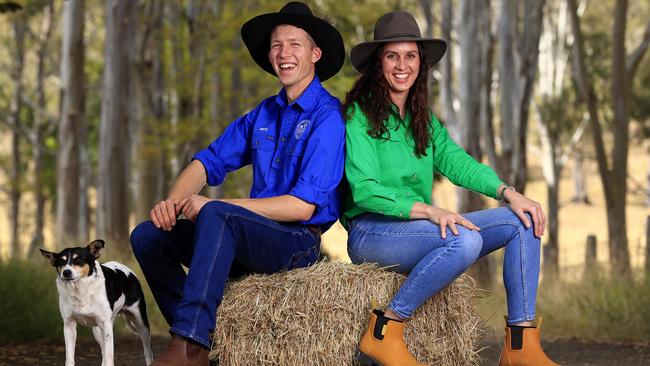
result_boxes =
[130,200,320,348]
[347,207,540,324]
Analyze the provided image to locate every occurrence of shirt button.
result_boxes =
[406,192,411,197]
[412,173,418,179]
[281,137,286,142]
[255,141,260,146]
[276,158,281,163]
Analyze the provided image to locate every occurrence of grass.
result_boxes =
[0,259,65,344]
[0,258,169,345]
[476,269,650,343]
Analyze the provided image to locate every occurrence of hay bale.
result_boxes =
[209,261,480,366]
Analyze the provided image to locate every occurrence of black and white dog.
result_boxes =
[40,240,153,366]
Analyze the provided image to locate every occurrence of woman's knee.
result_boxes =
[453,229,482,265]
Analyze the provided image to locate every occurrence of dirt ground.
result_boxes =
[1,334,649,366]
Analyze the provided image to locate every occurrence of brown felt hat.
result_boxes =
[241,1,345,82]
[350,11,447,72]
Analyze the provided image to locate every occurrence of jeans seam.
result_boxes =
[189,212,229,337]
[390,236,460,318]
[480,219,530,321]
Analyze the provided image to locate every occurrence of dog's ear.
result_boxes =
[87,240,105,259]
[39,249,57,266]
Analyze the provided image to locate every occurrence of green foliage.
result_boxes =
[0,259,66,344]
[537,271,650,342]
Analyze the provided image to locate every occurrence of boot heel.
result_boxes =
[355,348,382,366]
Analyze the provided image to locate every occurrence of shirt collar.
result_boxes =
[274,75,322,112]
[389,103,411,127]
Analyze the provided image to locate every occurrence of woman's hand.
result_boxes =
[178,195,215,222]
[426,206,480,239]
[503,188,546,238]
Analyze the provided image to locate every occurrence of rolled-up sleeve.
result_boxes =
[289,107,345,209]
[345,110,418,219]
[192,107,260,186]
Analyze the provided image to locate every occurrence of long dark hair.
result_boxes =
[342,43,432,157]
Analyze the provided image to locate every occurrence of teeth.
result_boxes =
[280,63,296,70]
[394,74,409,79]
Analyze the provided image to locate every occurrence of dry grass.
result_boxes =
[210,261,480,366]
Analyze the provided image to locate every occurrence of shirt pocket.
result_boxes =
[252,131,276,151]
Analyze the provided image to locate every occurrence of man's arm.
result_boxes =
[150,160,206,230]
[178,194,315,223]
[222,195,315,222]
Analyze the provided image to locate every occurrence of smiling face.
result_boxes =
[268,24,322,101]
[380,41,420,104]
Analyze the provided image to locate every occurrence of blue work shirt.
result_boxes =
[193,76,345,231]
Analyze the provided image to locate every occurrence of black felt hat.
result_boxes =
[241,1,345,82]
[350,11,447,72]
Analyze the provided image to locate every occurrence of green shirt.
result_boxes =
[342,103,504,227]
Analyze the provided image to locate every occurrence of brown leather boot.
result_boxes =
[498,318,560,366]
[356,309,426,366]
[151,335,209,366]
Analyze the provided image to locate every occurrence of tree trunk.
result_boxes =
[29,1,55,256]
[567,0,643,277]
[457,0,486,214]
[9,14,26,259]
[57,0,86,246]
[571,149,590,204]
[458,0,492,286]
[497,0,546,192]
[512,0,545,192]
[134,0,166,222]
[98,0,137,255]
[440,0,458,135]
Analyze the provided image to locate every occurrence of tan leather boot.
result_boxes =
[151,335,209,366]
[498,318,560,366]
[356,309,426,366]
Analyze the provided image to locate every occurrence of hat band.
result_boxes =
[375,32,421,41]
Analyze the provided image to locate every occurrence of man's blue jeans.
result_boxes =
[130,200,320,348]
[347,207,540,324]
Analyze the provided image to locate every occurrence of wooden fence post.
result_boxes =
[584,235,597,278]
[645,215,650,274]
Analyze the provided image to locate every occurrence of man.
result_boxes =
[130,2,345,365]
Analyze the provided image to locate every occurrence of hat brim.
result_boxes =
[241,13,345,82]
[350,37,447,72]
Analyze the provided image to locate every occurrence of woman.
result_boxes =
[342,11,558,366]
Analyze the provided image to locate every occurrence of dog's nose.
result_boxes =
[62,269,72,278]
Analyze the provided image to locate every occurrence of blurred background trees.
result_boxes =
[0,0,648,281]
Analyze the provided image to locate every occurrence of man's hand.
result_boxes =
[150,199,181,231]
[504,189,546,238]
[178,195,215,222]
[426,206,480,239]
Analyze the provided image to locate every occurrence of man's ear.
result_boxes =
[312,46,322,63]
[39,249,57,266]
[87,240,105,259]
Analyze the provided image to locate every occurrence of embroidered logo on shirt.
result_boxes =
[258,127,268,131]
[294,120,310,140]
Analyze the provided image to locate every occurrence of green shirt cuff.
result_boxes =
[392,199,417,219]
[488,180,506,200]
